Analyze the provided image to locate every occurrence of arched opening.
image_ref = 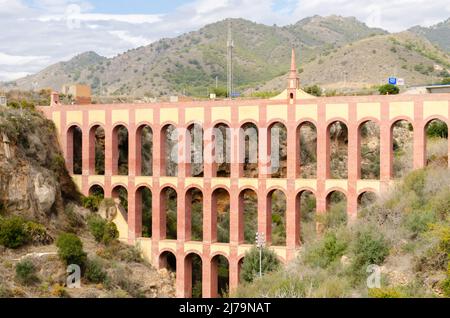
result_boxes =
[298,122,317,178]
[161,187,177,240]
[425,119,448,167]
[268,189,286,246]
[239,189,258,244]
[298,190,316,244]
[187,123,204,177]
[359,121,380,179]
[211,255,229,298]
[159,251,176,273]
[392,120,414,178]
[213,123,231,177]
[161,125,178,177]
[67,125,82,175]
[323,191,347,230]
[358,191,377,214]
[112,125,129,175]
[212,188,230,243]
[136,186,152,238]
[240,123,259,178]
[89,125,105,175]
[185,253,202,298]
[136,125,153,176]
[186,187,203,241]
[112,185,128,217]
[89,185,104,198]
[327,121,348,179]
[269,123,287,178]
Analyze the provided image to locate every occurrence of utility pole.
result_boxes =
[227,20,234,99]
[255,232,266,278]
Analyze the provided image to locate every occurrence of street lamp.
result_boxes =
[255,232,266,278]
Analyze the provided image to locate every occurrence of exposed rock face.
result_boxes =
[0,108,80,226]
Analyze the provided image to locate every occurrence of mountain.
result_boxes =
[253,31,450,94]
[409,18,450,53]
[0,16,387,97]
[2,16,449,98]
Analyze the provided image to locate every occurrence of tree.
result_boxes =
[240,246,280,283]
[305,85,322,97]
[378,84,399,95]
[442,77,450,85]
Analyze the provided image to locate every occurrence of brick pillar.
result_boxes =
[66,127,74,175]
[347,103,359,221]
[88,126,96,175]
[380,102,392,189]
[413,101,426,170]
[203,256,214,298]
[230,183,241,245]
[286,184,299,260]
[127,183,139,243]
[316,102,328,215]
[229,254,239,296]
[135,126,143,177]
[82,116,90,195]
[179,254,192,298]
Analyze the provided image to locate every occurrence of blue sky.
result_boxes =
[0,0,449,81]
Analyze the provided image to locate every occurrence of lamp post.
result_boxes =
[255,232,266,278]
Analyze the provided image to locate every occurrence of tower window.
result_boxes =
[290,93,294,99]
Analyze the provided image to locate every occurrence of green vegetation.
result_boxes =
[237,167,450,298]
[0,216,29,249]
[87,214,119,245]
[305,85,323,97]
[240,247,281,283]
[84,257,108,284]
[15,259,39,285]
[378,84,400,95]
[56,233,87,269]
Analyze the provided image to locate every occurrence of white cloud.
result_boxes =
[108,30,154,47]
[0,0,449,82]
[0,71,31,81]
[0,52,50,66]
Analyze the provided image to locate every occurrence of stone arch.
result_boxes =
[298,121,317,178]
[159,250,177,273]
[210,254,229,298]
[268,122,287,178]
[111,185,128,217]
[187,123,204,177]
[327,120,348,179]
[391,119,414,178]
[267,188,287,246]
[324,190,348,229]
[136,124,153,176]
[240,122,259,178]
[89,184,104,197]
[185,187,203,241]
[67,125,82,175]
[184,252,203,298]
[296,189,317,243]
[424,118,448,167]
[213,123,231,177]
[358,120,380,179]
[136,186,152,238]
[160,186,177,240]
[357,191,378,213]
[89,124,105,175]
[238,188,258,244]
[112,124,129,175]
[161,124,178,177]
[212,188,230,243]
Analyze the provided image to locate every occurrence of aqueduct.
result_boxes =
[38,51,450,298]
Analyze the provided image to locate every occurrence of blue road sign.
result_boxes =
[389,77,397,85]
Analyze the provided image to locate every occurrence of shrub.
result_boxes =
[305,232,348,268]
[378,84,399,95]
[426,121,448,138]
[0,216,29,249]
[82,195,103,212]
[369,287,404,298]
[87,214,119,244]
[84,258,108,284]
[24,221,53,245]
[351,227,390,276]
[240,247,281,283]
[15,259,39,285]
[404,209,436,237]
[56,233,87,269]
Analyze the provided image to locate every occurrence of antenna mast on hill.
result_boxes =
[227,20,234,99]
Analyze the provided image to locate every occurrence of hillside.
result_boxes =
[409,18,450,53]
[1,16,387,97]
[0,106,175,298]
[253,31,450,94]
